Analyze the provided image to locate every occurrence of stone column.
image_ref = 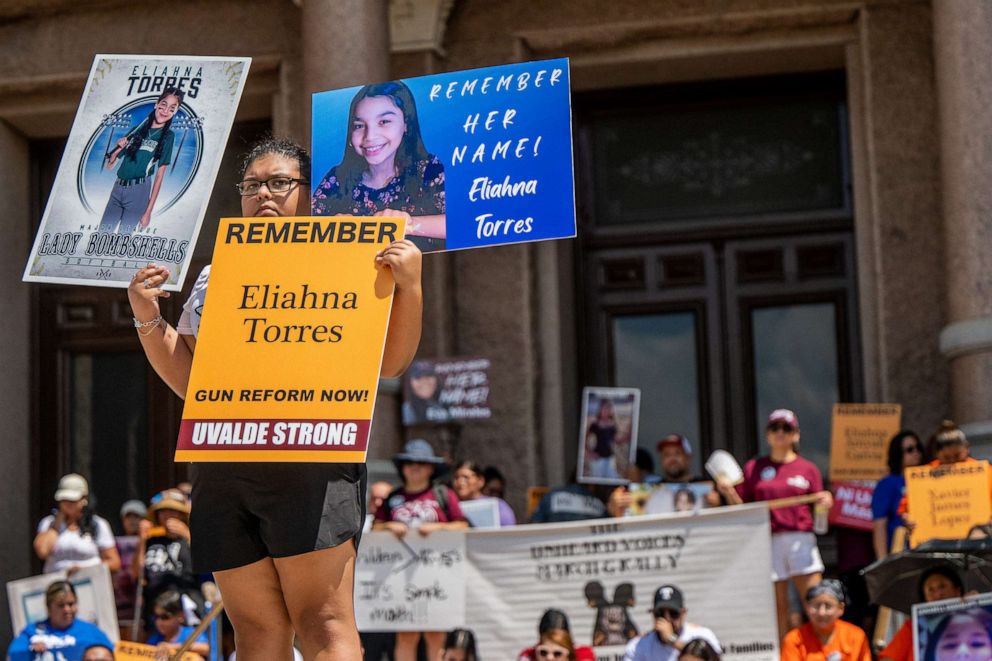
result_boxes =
[300,0,403,457]
[933,0,992,446]
[0,119,33,643]
[301,0,390,140]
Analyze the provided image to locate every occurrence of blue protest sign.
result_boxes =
[311,58,575,253]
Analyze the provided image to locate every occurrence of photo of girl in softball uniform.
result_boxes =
[101,87,183,233]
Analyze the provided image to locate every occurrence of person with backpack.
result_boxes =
[373,439,468,661]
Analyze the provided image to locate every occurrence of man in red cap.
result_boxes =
[655,434,695,483]
[608,435,721,516]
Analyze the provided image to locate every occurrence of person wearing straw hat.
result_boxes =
[135,489,202,634]
[33,473,120,575]
[374,439,468,661]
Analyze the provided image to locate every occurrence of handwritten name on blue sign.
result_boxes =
[311,58,575,252]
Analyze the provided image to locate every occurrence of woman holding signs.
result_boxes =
[127,136,423,660]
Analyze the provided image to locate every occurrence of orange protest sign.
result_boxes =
[828,403,902,481]
[115,640,200,660]
[905,461,992,545]
[175,216,403,462]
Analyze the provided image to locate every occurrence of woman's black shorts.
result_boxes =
[188,462,367,573]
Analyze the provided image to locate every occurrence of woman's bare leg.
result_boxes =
[775,579,791,640]
[275,543,362,660]
[423,631,444,659]
[215,558,295,660]
[395,631,421,661]
[792,571,822,613]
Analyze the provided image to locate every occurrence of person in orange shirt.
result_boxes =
[879,565,965,661]
[781,580,870,661]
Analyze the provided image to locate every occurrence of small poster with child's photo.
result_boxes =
[626,482,715,515]
[577,387,640,485]
[913,591,992,661]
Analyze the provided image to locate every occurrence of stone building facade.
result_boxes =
[2,0,990,642]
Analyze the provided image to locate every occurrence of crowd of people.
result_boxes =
[9,132,985,661]
[14,409,986,661]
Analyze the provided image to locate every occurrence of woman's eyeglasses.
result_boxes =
[236,177,308,196]
[536,647,567,659]
[903,445,922,454]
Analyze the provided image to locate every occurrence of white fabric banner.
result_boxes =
[464,504,778,661]
[355,530,466,632]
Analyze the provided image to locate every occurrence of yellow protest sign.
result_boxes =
[175,216,403,462]
[115,640,200,660]
[905,460,992,545]
[828,403,902,481]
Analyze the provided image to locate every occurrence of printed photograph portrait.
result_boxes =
[577,387,640,485]
[312,80,447,252]
[915,595,992,661]
[78,90,203,234]
[627,482,715,515]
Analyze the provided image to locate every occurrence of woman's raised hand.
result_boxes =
[128,264,171,323]
[375,239,422,290]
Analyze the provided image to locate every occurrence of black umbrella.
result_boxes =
[863,538,992,614]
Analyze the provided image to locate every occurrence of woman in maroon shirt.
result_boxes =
[718,409,833,639]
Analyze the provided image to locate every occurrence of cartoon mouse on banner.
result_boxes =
[584,581,639,646]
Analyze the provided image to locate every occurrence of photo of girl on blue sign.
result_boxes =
[312,80,447,252]
[99,87,184,233]
[312,58,576,253]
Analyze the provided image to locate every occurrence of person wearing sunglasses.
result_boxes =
[517,609,595,661]
[871,430,925,559]
[624,585,721,661]
[534,629,577,661]
[717,409,832,639]
[146,590,209,659]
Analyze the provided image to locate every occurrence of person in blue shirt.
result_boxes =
[871,430,926,559]
[6,580,113,661]
[145,590,209,659]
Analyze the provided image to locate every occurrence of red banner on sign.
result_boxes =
[829,481,875,531]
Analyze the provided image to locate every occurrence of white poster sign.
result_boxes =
[464,505,778,661]
[23,54,250,289]
[6,564,119,643]
[356,531,466,632]
[461,498,502,529]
